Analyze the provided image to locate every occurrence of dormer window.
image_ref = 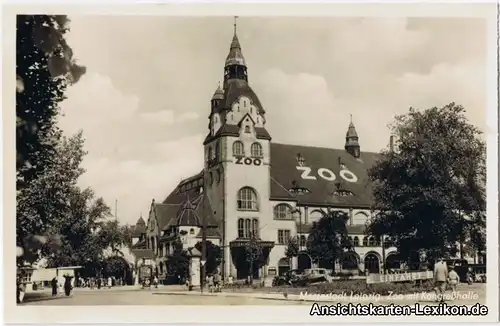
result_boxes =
[244,126,251,133]
[296,153,305,166]
[189,228,195,235]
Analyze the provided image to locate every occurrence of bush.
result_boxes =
[309,279,434,296]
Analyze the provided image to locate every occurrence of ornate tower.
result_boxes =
[202,18,272,280]
[345,115,361,158]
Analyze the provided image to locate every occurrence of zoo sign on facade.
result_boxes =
[296,166,358,183]
[234,157,262,166]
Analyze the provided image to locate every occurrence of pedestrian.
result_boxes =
[154,276,159,288]
[51,277,58,296]
[213,271,220,292]
[434,257,448,303]
[448,266,460,293]
[107,276,112,289]
[207,274,214,293]
[227,275,233,288]
[97,277,102,290]
[63,274,73,297]
[18,279,26,303]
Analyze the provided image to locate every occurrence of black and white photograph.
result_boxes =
[6,2,499,324]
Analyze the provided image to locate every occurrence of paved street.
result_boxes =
[23,283,486,306]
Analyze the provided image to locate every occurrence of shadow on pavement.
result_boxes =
[20,292,70,304]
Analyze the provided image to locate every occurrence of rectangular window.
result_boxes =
[277,229,291,245]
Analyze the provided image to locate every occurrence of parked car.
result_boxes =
[272,269,300,286]
[303,268,333,283]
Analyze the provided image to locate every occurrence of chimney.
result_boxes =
[389,136,394,152]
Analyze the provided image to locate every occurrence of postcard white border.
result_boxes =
[2,1,498,324]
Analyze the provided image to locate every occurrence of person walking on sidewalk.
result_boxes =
[434,257,448,303]
[448,266,460,293]
[51,277,58,296]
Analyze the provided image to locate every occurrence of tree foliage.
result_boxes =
[16,15,85,185]
[103,256,130,278]
[367,103,486,262]
[165,239,190,280]
[285,236,299,260]
[194,240,222,275]
[16,14,86,264]
[306,210,352,268]
[17,132,87,264]
[244,236,263,283]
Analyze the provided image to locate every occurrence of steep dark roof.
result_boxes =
[153,203,181,231]
[132,224,146,237]
[221,79,265,114]
[203,124,271,145]
[269,143,380,208]
[132,239,146,249]
[176,198,200,227]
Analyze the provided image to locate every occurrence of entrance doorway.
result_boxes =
[364,253,380,274]
[278,258,290,276]
[297,253,312,273]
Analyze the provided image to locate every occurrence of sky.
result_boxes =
[58,16,488,226]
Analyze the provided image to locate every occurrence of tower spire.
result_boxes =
[224,16,247,83]
[345,115,360,158]
[234,16,238,35]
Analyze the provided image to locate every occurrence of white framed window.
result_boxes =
[273,204,292,220]
[232,141,244,157]
[277,229,291,245]
[237,187,258,211]
[237,218,259,238]
[250,142,263,157]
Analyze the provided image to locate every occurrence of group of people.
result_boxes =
[78,276,124,289]
[50,274,74,297]
[433,257,465,303]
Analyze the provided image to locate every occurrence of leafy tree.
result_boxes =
[245,236,263,284]
[17,132,88,265]
[16,15,85,186]
[284,236,299,268]
[103,256,130,278]
[367,103,486,263]
[165,239,190,281]
[194,240,222,275]
[16,14,85,263]
[306,210,351,271]
[45,187,111,268]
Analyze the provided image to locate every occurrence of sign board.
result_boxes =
[234,157,262,166]
[366,271,433,284]
[267,267,277,277]
[296,166,358,183]
[139,265,152,280]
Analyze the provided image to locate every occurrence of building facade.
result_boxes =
[131,25,404,281]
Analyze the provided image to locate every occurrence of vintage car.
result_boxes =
[303,268,333,284]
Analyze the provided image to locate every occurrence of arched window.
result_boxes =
[353,236,360,247]
[368,237,376,247]
[273,204,292,220]
[189,228,195,235]
[252,218,259,238]
[237,187,258,210]
[362,237,368,247]
[374,236,381,247]
[383,237,392,248]
[237,218,245,238]
[232,141,244,157]
[251,142,263,157]
[245,126,251,133]
[299,235,307,247]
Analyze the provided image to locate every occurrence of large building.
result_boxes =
[131,24,401,281]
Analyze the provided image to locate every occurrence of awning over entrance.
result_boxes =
[229,239,275,248]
